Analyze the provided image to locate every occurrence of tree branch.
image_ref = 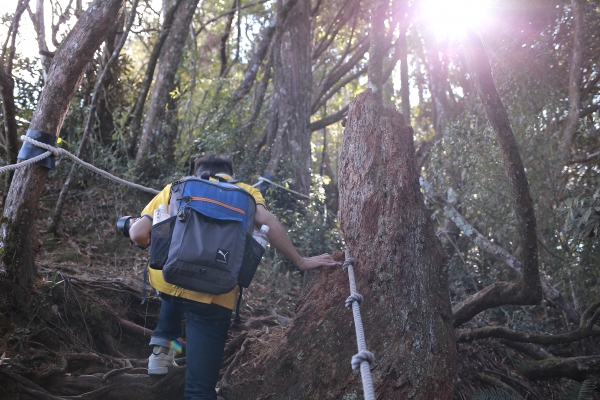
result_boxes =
[420,178,581,324]
[309,104,348,132]
[450,28,542,326]
[456,301,600,344]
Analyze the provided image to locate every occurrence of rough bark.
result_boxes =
[451,29,542,326]
[226,90,456,399]
[0,0,126,286]
[264,0,312,195]
[134,0,199,166]
[337,90,456,399]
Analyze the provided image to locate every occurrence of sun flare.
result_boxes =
[419,0,494,39]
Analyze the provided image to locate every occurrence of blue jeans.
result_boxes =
[150,293,232,400]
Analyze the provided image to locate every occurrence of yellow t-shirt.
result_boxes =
[142,174,265,309]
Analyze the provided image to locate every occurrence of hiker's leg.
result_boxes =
[181,300,231,400]
[149,293,184,349]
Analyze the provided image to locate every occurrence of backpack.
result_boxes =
[148,175,265,299]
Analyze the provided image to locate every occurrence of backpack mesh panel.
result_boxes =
[149,215,176,270]
[238,233,265,288]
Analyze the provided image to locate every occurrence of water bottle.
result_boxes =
[153,204,168,225]
[252,225,270,249]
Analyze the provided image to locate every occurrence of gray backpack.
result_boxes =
[149,175,265,299]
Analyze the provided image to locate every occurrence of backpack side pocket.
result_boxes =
[148,215,176,270]
[238,233,265,288]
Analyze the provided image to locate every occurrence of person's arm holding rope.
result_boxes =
[254,204,340,271]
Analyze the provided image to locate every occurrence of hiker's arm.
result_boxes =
[254,205,340,271]
[129,215,152,247]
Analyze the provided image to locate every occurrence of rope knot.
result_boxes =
[342,257,356,272]
[21,135,60,156]
[345,293,363,309]
[351,350,375,370]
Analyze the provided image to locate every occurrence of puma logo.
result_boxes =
[216,249,229,264]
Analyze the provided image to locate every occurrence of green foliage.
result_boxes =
[472,388,520,400]
[559,184,600,240]
[265,173,343,273]
[562,379,598,400]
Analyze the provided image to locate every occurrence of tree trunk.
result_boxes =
[134,0,200,167]
[264,0,312,195]
[398,27,410,124]
[225,91,456,399]
[49,0,138,234]
[338,90,456,398]
[559,0,585,155]
[0,0,125,286]
[96,11,125,146]
[367,0,387,97]
[0,64,20,168]
[126,0,182,157]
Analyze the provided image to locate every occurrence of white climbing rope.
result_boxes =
[343,248,376,400]
[1,136,159,194]
[252,176,310,199]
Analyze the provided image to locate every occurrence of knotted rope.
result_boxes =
[1,136,159,194]
[342,249,376,400]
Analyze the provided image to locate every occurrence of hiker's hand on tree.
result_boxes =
[299,254,341,271]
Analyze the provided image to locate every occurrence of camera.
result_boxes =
[116,216,134,238]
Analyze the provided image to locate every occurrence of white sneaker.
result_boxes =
[148,351,177,375]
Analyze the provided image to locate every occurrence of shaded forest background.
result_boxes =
[0,0,599,398]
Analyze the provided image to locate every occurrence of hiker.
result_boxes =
[128,154,340,400]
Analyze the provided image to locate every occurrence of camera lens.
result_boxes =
[116,216,133,238]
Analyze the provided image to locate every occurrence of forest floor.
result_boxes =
[0,172,591,399]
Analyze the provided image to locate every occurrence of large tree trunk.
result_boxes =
[134,0,200,167]
[264,0,312,195]
[224,91,456,399]
[0,0,125,286]
[338,90,456,398]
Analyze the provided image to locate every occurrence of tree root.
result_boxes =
[475,373,525,400]
[516,355,600,381]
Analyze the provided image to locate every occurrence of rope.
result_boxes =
[252,176,310,199]
[342,248,376,400]
[4,136,159,195]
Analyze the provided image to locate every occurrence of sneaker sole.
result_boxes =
[148,367,169,375]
